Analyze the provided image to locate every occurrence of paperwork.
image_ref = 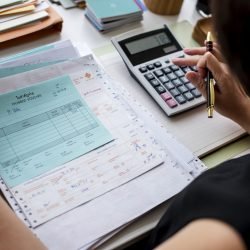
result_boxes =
[0,0,23,8]
[0,10,48,32]
[0,74,113,188]
[0,40,79,78]
[0,54,165,228]
[0,41,206,249]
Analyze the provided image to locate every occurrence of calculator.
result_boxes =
[111,25,206,116]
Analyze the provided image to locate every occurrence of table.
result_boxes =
[0,0,249,249]
[0,0,201,58]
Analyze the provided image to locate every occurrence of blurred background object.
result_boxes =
[192,17,214,46]
[144,0,183,15]
[196,0,211,17]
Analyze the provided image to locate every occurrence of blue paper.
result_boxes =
[0,75,113,187]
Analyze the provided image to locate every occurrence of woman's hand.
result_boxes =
[172,47,250,133]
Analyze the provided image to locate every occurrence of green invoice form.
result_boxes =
[0,75,113,187]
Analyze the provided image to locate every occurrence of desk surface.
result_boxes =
[1,0,245,158]
[1,0,201,57]
[0,1,249,249]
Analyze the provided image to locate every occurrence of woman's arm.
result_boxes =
[0,197,47,250]
[155,219,246,250]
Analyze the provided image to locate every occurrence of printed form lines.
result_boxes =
[0,100,99,167]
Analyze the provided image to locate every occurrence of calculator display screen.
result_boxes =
[119,27,182,66]
[125,32,171,55]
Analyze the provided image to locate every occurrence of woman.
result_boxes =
[0,196,46,249]
[148,0,250,249]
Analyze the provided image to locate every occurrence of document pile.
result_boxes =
[0,0,50,32]
[85,0,145,31]
[0,40,206,249]
[0,0,63,47]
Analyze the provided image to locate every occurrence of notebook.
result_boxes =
[85,9,143,31]
[85,0,143,22]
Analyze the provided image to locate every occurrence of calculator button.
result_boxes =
[150,79,160,87]
[165,59,170,64]
[191,89,202,98]
[162,67,172,74]
[167,72,177,81]
[164,82,175,90]
[170,88,180,97]
[160,92,172,101]
[159,75,169,83]
[184,92,194,101]
[166,99,178,108]
[153,70,164,77]
[154,61,162,68]
[181,67,191,73]
[175,95,187,104]
[156,86,166,94]
[147,64,155,70]
[169,65,179,71]
[139,67,147,73]
[144,73,155,81]
[180,76,189,84]
[178,55,185,58]
[172,79,183,87]
[186,82,195,90]
[175,69,185,78]
[178,85,189,94]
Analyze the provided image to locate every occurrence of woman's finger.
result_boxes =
[172,55,200,66]
[183,47,206,55]
[184,46,223,61]
[197,52,224,82]
[185,71,207,97]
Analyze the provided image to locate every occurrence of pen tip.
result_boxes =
[207,107,213,118]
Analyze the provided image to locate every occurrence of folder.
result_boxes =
[0,6,63,48]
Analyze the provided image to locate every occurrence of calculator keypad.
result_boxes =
[141,61,202,110]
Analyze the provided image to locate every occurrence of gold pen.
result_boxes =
[206,32,215,118]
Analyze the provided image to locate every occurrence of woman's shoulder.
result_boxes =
[182,153,250,207]
[189,153,250,190]
[148,154,250,249]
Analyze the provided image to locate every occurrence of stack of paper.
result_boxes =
[0,0,50,33]
[85,0,145,32]
[0,39,80,78]
[0,40,206,249]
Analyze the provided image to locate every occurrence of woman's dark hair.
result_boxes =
[211,0,250,95]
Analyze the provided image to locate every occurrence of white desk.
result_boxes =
[1,1,249,249]
[0,0,201,57]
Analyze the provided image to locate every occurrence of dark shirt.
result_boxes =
[148,154,250,249]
